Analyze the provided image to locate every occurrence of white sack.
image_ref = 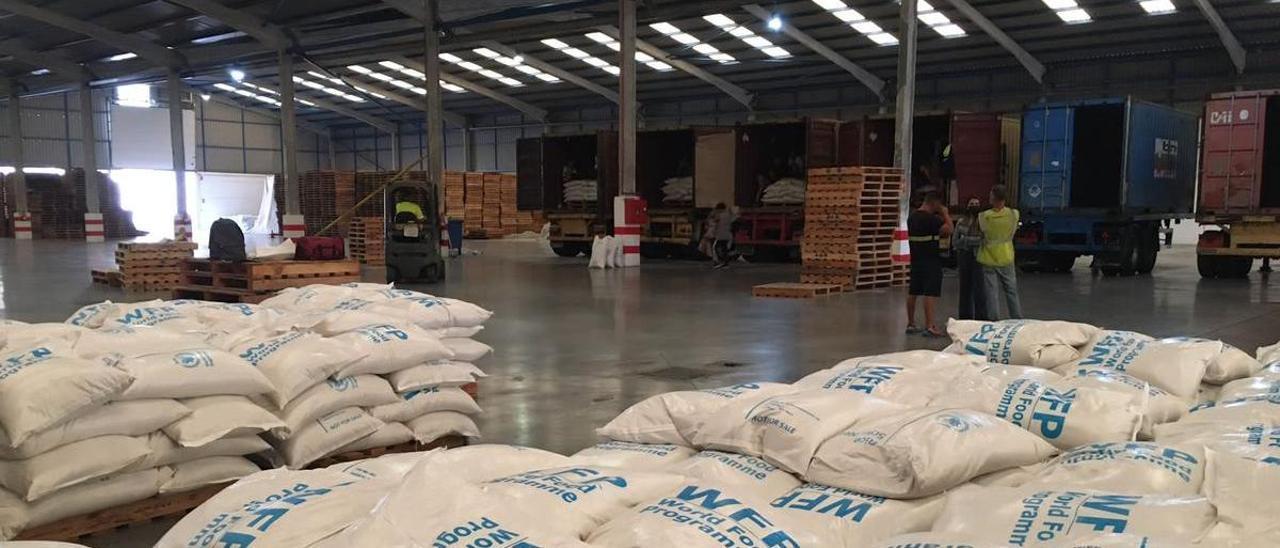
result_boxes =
[0,399,189,459]
[947,319,1100,368]
[386,360,484,392]
[875,532,1183,548]
[101,302,205,332]
[73,326,210,366]
[1173,395,1280,428]
[442,337,494,362]
[369,385,481,423]
[1055,365,1188,439]
[589,236,608,269]
[2,323,84,350]
[982,364,1064,384]
[1024,441,1206,496]
[188,302,281,330]
[155,467,395,548]
[969,462,1048,488]
[134,432,271,469]
[329,323,455,377]
[666,450,801,500]
[596,382,796,445]
[402,444,570,483]
[327,450,441,481]
[831,350,986,371]
[163,395,285,447]
[931,486,1217,545]
[937,376,1143,450]
[0,435,148,501]
[258,284,355,313]
[230,330,363,406]
[63,301,116,328]
[770,483,944,546]
[0,343,133,447]
[299,298,390,335]
[1204,447,1280,532]
[160,456,260,494]
[1065,331,1219,398]
[795,361,983,406]
[1203,342,1264,384]
[372,296,493,329]
[0,469,161,538]
[117,348,274,400]
[586,482,805,547]
[691,389,905,474]
[335,422,415,454]
[569,441,695,471]
[277,375,398,438]
[406,410,480,443]
[1219,375,1280,401]
[274,407,383,469]
[808,407,1058,498]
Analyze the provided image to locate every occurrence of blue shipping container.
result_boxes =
[1019,97,1198,215]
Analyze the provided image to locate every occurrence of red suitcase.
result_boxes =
[293,236,346,260]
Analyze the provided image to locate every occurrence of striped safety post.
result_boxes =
[892,217,911,265]
[173,214,193,242]
[282,214,306,239]
[613,195,646,268]
[84,212,105,242]
[12,212,32,240]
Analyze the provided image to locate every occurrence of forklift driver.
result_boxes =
[394,189,425,224]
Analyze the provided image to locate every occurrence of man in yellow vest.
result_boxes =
[978,185,1023,319]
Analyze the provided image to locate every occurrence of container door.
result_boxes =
[837,119,866,166]
[1020,106,1072,211]
[516,137,543,210]
[1125,101,1199,214]
[863,119,896,167]
[950,113,1001,207]
[1000,115,1022,208]
[695,127,736,208]
[1201,95,1265,213]
[806,119,840,169]
[597,130,619,219]
[540,137,565,209]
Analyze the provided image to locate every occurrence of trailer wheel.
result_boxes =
[1228,257,1254,278]
[1047,252,1076,273]
[1135,223,1160,274]
[1197,254,1220,278]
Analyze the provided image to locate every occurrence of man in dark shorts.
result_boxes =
[906,191,952,337]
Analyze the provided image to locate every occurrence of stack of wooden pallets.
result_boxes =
[796,166,904,291]
[463,172,484,236]
[851,167,905,289]
[482,173,504,237]
[444,171,466,220]
[348,217,385,266]
[500,173,518,235]
[114,241,197,292]
[515,210,545,234]
[173,259,361,303]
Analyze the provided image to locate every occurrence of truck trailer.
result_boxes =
[516,131,618,257]
[1015,97,1198,275]
[1196,89,1280,278]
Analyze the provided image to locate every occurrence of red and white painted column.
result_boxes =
[12,212,32,240]
[84,212,104,242]
[892,218,911,265]
[614,195,645,267]
[173,213,193,242]
[282,214,306,239]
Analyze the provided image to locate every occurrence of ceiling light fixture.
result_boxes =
[541,38,621,75]
[474,46,561,83]
[584,32,674,71]
[647,22,736,63]
[1041,0,1093,22]
[810,0,898,45]
[703,14,791,58]
[431,55,524,87]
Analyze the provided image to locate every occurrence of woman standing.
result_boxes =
[953,196,988,320]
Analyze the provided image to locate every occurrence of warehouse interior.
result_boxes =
[2,0,1280,546]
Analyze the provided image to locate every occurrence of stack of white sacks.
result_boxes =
[0,284,490,540]
[661,176,693,203]
[155,317,1280,546]
[761,177,806,205]
[563,179,598,203]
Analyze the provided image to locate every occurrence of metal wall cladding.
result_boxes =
[1125,100,1198,214]
[1020,105,1074,211]
[1200,90,1275,214]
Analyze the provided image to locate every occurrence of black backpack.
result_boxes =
[208,218,247,261]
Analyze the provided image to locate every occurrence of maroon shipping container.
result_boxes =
[1200,90,1280,216]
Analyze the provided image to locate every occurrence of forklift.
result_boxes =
[385,181,446,284]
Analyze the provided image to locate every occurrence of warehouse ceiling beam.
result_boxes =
[0,43,93,81]
[1190,0,1246,74]
[163,0,290,50]
[203,91,329,135]
[479,41,620,105]
[937,0,1046,83]
[597,25,754,109]
[305,63,468,128]
[379,0,426,23]
[741,4,884,99]
[387,55,548,121]
[0,0,185,68]
[246,80,397,133]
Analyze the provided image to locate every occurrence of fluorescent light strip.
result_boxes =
[914,1,966,37]
[428,55,524,87]
[30,68,51,76]
[1040,0,1092,22]
[1138,0,1176,14]
[347,64,466,94]
[810,0,898,46]
[541,38,621,75]
[190,31,246,45]
[473,46,560,82]
[583,32,674,71]
[647,22,735,63]
[103,52,138,62]
[291,76,364,103]
[703,14,791,58]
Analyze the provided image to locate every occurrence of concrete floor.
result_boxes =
[2,237,1279,546]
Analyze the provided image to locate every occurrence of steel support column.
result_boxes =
[279,49,300,216]
[167,70,190,240]
[619,0,637,196]
[424,0,445,207]
[892,0,919,266]
[6,84,27,214]
[80,82,100,213]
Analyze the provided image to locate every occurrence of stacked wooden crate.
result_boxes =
[800,168,863,289]
[348,217,385,266]
[482,173,503,237]
[115,241,197,291]
[444,171,466,220]
[500,173,518,235]
[174,258,361,303]
[463,172,484,236]
[852,167,905,289]
[515,210,545,234]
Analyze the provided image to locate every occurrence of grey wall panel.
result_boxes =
[23,139,69,166]
[203,148,247,173]
[245,150,282,174]
[496,141,516,172]
[446,145,464,171]
[243,125,280,150]
[203,120,246,148]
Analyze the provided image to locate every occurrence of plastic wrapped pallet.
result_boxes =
[596,382,796,445]
[946,319,1100,368]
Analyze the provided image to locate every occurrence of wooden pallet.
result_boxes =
[304,435,468,470]
[171,285,275,304]
[752,282,843,298]
[182,259,361,292]
[14,483,228,542]
[90,269,122,287]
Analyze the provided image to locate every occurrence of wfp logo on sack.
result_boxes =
[333,298,375,311]
[405,296,446,309]
[358,324,410,343]
[327,377,358,392]
[115,306,182,327]
[173,351,213,369]
[0,346,56,381]
[67,303,107,326]
[934,412,974,433]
